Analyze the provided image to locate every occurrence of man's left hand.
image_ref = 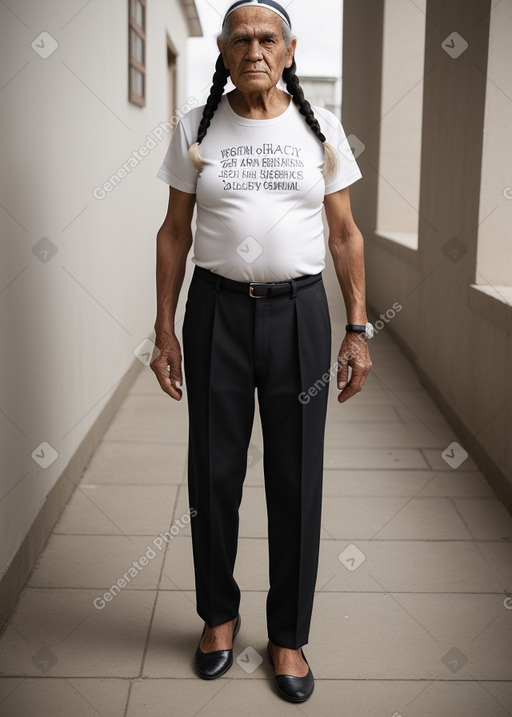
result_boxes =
[337,332,372,403]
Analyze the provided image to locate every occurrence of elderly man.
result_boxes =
[153,0,373,703]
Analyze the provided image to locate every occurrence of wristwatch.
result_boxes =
[345,322,374,340]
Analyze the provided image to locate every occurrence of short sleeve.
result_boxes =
[156,117,199,194]
[314,106,363,195]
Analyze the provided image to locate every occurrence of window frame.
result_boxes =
[128,0,146,107]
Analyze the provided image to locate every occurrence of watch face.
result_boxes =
[365,322,375,339]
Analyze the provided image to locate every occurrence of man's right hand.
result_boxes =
[151,328,183,401]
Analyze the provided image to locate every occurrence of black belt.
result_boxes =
[194,265,322,298]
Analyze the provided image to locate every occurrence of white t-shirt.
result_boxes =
[156,93,362,282]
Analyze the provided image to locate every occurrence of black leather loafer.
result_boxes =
[267,641,314,702]
[194,613,241,679]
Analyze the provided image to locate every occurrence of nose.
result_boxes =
[246,38,263,62]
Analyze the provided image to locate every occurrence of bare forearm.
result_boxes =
[329,229,368,325]
[154,228,192,333]
[323,190,372,403]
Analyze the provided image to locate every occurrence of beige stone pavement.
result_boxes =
[1,264,512,716]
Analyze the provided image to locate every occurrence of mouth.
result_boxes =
[244,70,266,75]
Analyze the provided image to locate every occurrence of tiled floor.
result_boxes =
[1,265,512,716]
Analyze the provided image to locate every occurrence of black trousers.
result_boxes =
[182,265,332,649]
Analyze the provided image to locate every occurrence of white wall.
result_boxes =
[0,0,194,579]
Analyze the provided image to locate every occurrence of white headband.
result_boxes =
[223,1,292,29]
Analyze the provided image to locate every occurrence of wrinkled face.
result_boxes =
[218,7,296,94]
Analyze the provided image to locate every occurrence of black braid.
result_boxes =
[283,59,326,144]
[197,54,230,144]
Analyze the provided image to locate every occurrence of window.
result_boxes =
[129,0,146,106]
[376,0,426,250]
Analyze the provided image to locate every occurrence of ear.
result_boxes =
[285,38,297,68]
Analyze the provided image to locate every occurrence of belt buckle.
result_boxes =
[249,282,268,298]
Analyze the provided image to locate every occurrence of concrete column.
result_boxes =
[342,0,512,501]
[341,0,384,244]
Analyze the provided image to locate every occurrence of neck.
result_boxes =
[228,87,290,119]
